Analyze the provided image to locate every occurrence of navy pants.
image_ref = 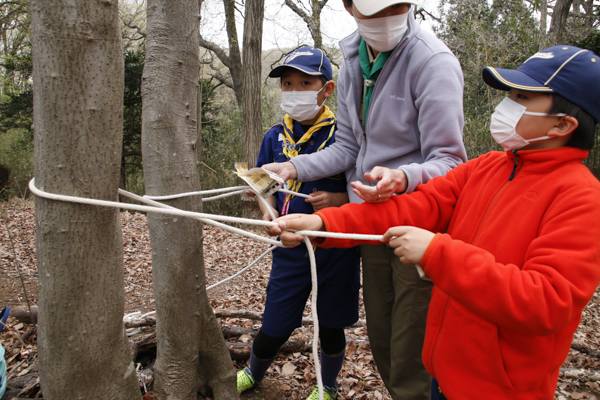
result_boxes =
[431,378,448,400]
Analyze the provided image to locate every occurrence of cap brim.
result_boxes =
[353,0,418,16]
[268,64,326,79]
[482,67,554,93]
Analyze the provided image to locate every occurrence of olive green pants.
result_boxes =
[361,244,433,400]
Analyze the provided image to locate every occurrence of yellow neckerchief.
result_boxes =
[280,105,336,216]
[281,105,335,158]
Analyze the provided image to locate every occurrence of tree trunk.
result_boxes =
[539,0,548,49]
[548,0,573,45]
[224,0,244,107]
[241,0,265,219]
[142,1,238,399]
[284,0,328,49]
[30,1,141,399]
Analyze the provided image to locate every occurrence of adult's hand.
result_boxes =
[262,161,298,182]
[381,226,435,265]
[274,214,325,248]
[350,167,407,203]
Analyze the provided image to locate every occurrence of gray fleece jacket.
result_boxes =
[291,12,467,203]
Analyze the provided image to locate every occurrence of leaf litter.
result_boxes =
[1,199,600,399]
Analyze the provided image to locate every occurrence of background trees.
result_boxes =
[434,0,600,173]
[0,0,31,197]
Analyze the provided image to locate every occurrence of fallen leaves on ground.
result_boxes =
[1,199,600,399]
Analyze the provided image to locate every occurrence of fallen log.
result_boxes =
[571,342,600,358]
[560,368,600,381]
[8,306,37,325]
[227,339,311,361]
[128,329,322,362]
[214,309,367,328]
[17,375,40,398]
[9,306,367,329]
[5,372,38,389]
[221,325,259,339]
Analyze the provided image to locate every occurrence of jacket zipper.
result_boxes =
[508,151,520,181]
[471,152,520,243]
[431,152,521,366]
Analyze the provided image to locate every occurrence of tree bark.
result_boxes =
[284,0,328,49]
[142,1,238,399]
[30,1,141,399]
[241,0,266,219]
[538,0,548,49]
[548,0,573,45]
[223,0,244,107]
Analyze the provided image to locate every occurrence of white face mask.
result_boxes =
[355,13,409,53]
[490,97,567,151]
[280,84,328,122]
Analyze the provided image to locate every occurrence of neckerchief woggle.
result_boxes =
[280,105,335,216]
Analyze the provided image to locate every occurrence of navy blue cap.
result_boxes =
[482,45,600,122]
[269,46,333,82]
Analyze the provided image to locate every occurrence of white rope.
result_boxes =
[117,189,282,248]
[199,189,247,202]
[144,185,311,200]
[29,178,277,229]
[278,188,310,199]
[206,245,276,291]
[144,186,249,201]
[305,236,323,400]
[29,177,397,400]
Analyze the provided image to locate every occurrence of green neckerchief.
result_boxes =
[359,38,392,127]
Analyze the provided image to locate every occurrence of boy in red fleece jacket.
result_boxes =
[272,45,600,399]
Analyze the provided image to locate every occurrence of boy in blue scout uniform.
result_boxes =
[236,47,360,400]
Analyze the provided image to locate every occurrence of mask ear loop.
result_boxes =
[316,81,331,107]
[523,110,568,117]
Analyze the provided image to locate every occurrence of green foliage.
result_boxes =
[0,128,33,197]
[0,86,32,133]
[121,46,145,195]
[200,79,244,216]
[0,2,33,197]
[436,0,540,159]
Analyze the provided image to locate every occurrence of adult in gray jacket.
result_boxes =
[263,1,467,398]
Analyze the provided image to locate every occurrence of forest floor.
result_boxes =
[1,197,600,399]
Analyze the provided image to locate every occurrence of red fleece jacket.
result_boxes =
[316,148,600,399]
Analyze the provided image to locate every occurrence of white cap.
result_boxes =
[353,0,418,17]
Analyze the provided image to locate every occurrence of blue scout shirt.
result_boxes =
[256,114,347,216]
[255,109,361,336]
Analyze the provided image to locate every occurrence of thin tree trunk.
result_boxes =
[224,0,244,107]
[548,0,573,45]
[241,0,265,219]
[539,0,548,49]
[284,0,328,49]
[142,1,238,399]
[30,1,141,399]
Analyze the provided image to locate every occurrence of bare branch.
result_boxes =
[199,35,232,70]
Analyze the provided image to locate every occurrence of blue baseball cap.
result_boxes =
[269,46,333,82]
[482,45,600,122]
